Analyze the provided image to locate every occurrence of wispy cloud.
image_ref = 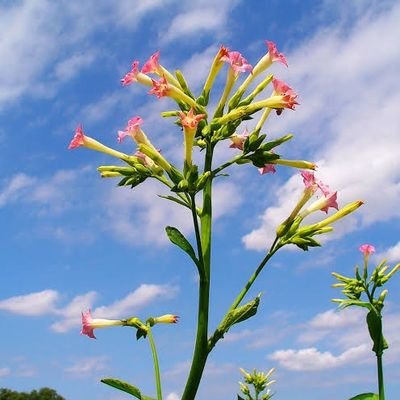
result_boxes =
[0,173,35,207]
[374,242,400,263]
[269,344,369,371]
[160,0,240,43]
[102,179,242,246]
[64,356,108,376]
[269,306,400,371]
[0,367,11,377]
[0,290,60,316]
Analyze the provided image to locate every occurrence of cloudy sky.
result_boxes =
[1,1,400,399]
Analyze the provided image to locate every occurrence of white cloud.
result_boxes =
[242,3,400,250]
[93,283,178,318]
[0,173,35,207]
[161,0,240,43]
[0,167,90,214]
[64,356,108,375]
[166,393,180,400]
[54,52,96,82]
[0,367,10,377]
[103,179,242,246]
[50,291,98,333]
[375,241,400,263]
[269,344,369,371]
[0,290,59,316]
[298,308,366,344]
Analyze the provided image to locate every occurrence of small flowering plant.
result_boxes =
[69,41,362,399]
[332,245,400,400]
[238,367,276,400]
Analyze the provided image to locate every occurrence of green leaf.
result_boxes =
[165,226,198,265]
[348,392,379,400]
[158,195,190,209]
[101,378,155,400]
[237,395,247,400]
[366,310,389,354]
[208,295,261,351]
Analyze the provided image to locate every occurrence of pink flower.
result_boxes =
[149,75,170,98]
[265,40,288,67]
[179,108,206,130]
[121,61,140,86]
[81,309,124,339]
[134,150,155,167]
[81,309,97,339]
[141,51,161,75]
[259,164,277,175]
[272,78,299,110]
[68,125,86,149]
[320,191,339,213]
[118,116,144,143]
[301,171,330,196]
[229,129,249,150]
[359,244,376,256]
[221,50,253,76]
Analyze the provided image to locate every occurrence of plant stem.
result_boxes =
[377,353,385,400]
[181,145,214,400]
[147,327,162,400]
[230,238,280,310]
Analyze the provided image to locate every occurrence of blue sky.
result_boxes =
[1,1,400,399]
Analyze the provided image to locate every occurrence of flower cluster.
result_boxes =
[274,171,362,251]
[69,41,304,191]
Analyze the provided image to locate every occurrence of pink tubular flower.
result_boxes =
[121,61,140,86]
[179,108,206,130]
[221,50,253,76]
[301,171,329,196]
[149,75,169,98]
[68,125,86,149]
[141,51,161,75]
[259,164,277,175]
[272,78,299,110]
[118,116,144,143]
[229,129,249,150]
[359,244,376,256]
[121,61,153,87]
[320,191,339,213]
[266,40,288,67]
[179,108,206,166]
[81,309,124,339]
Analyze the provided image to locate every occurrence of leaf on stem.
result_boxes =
[348,393,379,400]
[101,378,155,400]
[208,295,261,352]
[165,226,199,265]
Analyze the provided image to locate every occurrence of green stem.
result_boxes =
[212,154,244,176]
[230,237,280,310]
[147,327,162,400]
[208,238,281,353]
[181,145,214,400]
[377,353,385,400]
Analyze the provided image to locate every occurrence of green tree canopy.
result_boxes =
[0,388,65,400]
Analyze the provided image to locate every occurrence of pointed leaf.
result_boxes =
[237,395,247,400]
[348,393,379,400]
[101,378,144,399]
[158,195,190,209]
[165,226,198,265]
